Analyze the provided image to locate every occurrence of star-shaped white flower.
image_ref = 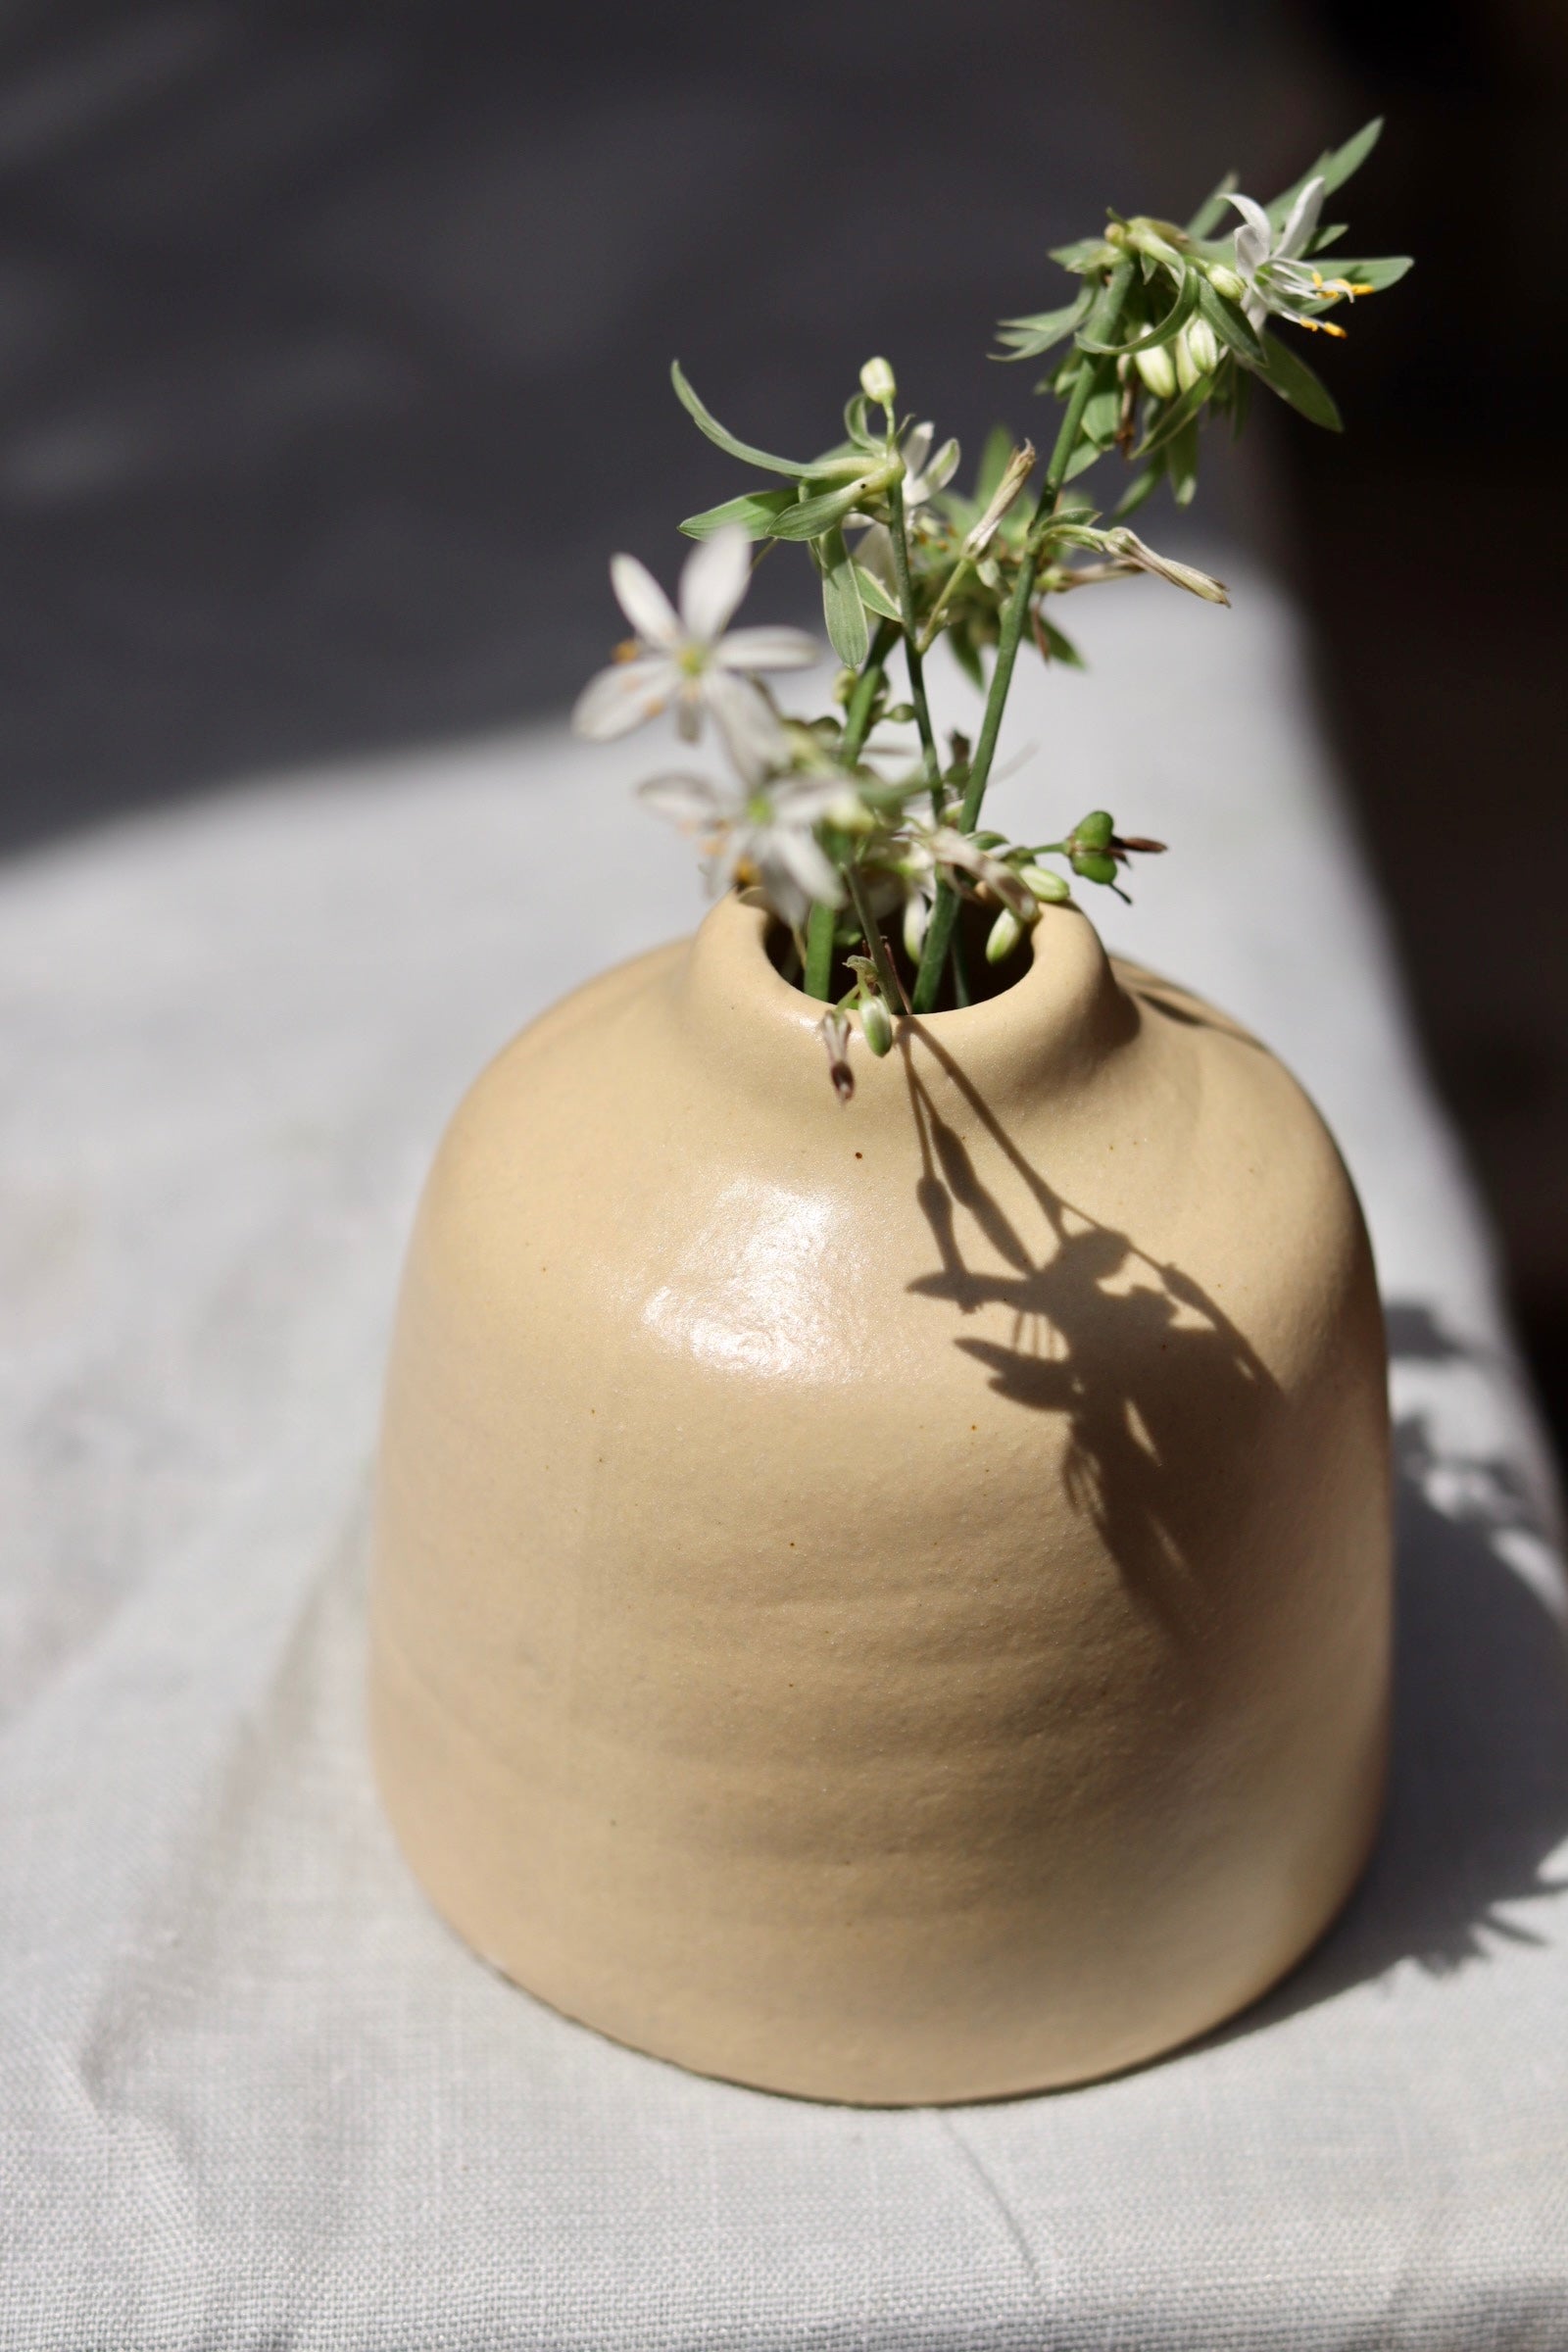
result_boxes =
[572,526,819,781]
[1226,175,1363,338]
[638,771,850,930]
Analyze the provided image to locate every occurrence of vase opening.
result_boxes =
[762,894,1034,1011]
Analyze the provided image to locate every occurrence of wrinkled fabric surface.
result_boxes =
[2,576,1565,2349]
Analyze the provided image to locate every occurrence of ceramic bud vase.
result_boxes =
[369,890,1391,2104]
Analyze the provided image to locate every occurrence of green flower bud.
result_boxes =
[1207,264,1247,304]
[1018,863,1071,903]
[986,907,1024,966]
[1070,850,1118,886]
[859,356,897,406]
[859,994,894,1056]
[1174,319,1220,391]
[1134,341,1178,401]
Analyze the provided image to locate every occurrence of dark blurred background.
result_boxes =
[0,1,1562,1451]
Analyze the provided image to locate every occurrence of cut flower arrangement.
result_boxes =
[369,126,1410,2107]
[573,118,1407,1073]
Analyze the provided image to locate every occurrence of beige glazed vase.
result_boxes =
[369,890,1392,2104]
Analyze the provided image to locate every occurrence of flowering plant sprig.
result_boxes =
[573,121,1408,1092]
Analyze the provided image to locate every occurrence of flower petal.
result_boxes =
[712,624,821,672]
[923,437,960,496]
[704,668,788,784]
[610,554,681,649]
[902,421,934,478]
[773,827,842,907]
[679,523,752,641]
[1226,191,1273,245]
[571,657,676,739]
[638,772,729,826]
[1278,173,1325,261]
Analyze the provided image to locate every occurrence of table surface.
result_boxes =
[2,574,1565,2350]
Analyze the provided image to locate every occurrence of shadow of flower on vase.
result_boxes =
[898,1020,1278,1638]
[896,1023,1568,2033]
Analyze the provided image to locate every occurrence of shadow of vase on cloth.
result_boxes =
[368,889,1392,2104]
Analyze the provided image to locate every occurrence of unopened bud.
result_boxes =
[1208,264,1247,304]
[859,994,894,1056]
[1134,341,1178,402]
[1019,863,1071,904]
[1174,320,1221,391]
[903,893,929,963]
[962,441,1037,560]
[859,356,897,406]
[986,907,1024,966]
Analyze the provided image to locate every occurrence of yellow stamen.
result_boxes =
[612,637,640,663]
[1318,320,1348,339]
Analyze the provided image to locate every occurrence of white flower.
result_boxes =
[639,771,849,929]
[898,420,960,514]
[572,526,819,780]
[856,419,961,589]
[1226,177,1366,339]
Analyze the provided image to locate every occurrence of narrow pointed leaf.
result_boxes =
[1186,170,1238,239]
[1108,466,1161,522]
[670,360,819,477]
[1078,267,1200,356]
[1249,331,1343,430]
[1037,614,1086,668]
[768,478,880,542]
[852,563,903,623]
[1268,118,1383,228]
[679,488,800,541]
[1132,375,1210,462]
[973,422,1016,505]
[1194,275,1264,362]
[819,528,868,666]
[1312,254,1413,293]
[995,289,1092,362]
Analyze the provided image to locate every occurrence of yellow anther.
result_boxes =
[612,637,640,663]
[1319,320,1348,339]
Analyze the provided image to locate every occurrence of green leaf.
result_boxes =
[1268,118,1383,228]
[818,528,868,666]
[1166,418,1200,505]
[1036,614,1086,668]
[852,563,903,623]
[1081,385,1122,448]
[1193,275,1264,363]
[1310,222,1348,253]
[679,488,800,541]
[1108,466,1160,522]
[768,478,880,542]
[1048,237,1109,271]
[995,289,1092,362]
[1314,254,1413,294]
[1064,437,1106,482]
[670,361,822,477]
[1078,266,1200,357]
[1186,170,1238,240]
[1249,331,1343,430]
[1132,375,1210,462]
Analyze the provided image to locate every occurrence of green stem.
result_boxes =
[803,615,899,999]
[909,348,1111,1015]
[845,860,906,1011]
[886,481,943,813]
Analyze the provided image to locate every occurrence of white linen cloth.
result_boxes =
[2,572,1564,2349]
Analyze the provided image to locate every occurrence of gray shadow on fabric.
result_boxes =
[1205,1299,1568,2044]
